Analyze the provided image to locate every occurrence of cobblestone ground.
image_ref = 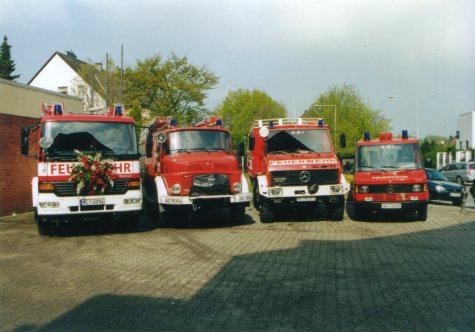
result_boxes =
[0,202,474,331]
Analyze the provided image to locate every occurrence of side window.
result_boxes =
[449,164,457,171]
[460,164,467,170]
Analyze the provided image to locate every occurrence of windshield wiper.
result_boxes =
[359,165,388,173]
[268,150,293,154]
[172,148,191,154]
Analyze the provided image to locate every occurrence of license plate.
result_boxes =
[80,198,105,206]
[297,197,316,202]
[449,192,462,197]
[381,203,401,209]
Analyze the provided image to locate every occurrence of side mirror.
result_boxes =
[146,132,153,158]
[20,127,30,155]
[339,133,347,148]
[248,137,255,151]
[237,142,245,157]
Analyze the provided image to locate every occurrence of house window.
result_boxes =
[58,86,68,95]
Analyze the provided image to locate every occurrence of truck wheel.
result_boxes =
[353,206,365,221]
[35,212,52,236]
[417,206,428,221]
[230,204,246,223]
[327,201,345,221]
[120,213,140,231]
[252,182,261,210]
[260,204,273,223]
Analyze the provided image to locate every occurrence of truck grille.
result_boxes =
[271,169,339,186]
[53,180,129,197]
[366,184,419,194]
[190,174,231,196]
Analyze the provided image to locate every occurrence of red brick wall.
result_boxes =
[0,114,39,216]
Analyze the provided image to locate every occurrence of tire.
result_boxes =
[456,176,464,185]
[252,181,260,210]
[417,206,428,221]
[35,211,52,236]
[452,199,463,207]
[230,204,246,223]
[120,213,140,231]
[260,204,273,223]
[327,200,345,221]
[352,204,366,221]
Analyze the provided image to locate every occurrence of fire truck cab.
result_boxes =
[20,103,142,235]
[352,131,428,221]
[247,118,349,223]
[140,116,251,223]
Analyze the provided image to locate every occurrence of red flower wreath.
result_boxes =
[69,150,114,195]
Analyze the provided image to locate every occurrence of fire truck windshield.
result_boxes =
[165,130,232,154]
[43,121,138,159]
[356,143,423,171]
[266,129,332,154]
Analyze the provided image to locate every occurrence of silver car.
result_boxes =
[439,162,475,184]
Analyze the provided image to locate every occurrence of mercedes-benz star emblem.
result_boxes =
[387,185,395,193]
[299,171,311,183]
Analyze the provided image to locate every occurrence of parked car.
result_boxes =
[439,161,475,184]
[425,168,464,206]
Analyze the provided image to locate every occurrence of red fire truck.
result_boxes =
[247,118,349,222]
[352,131,428,221]
[20,103,142,235]
[140,116,251,223]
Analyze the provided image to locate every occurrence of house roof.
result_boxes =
[28,51,87,84]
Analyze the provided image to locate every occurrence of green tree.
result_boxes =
[304,84,390,156]
[214,89,287,143]
[77,58,122,108]
[125,53,218,124]
[421,135,454,167]
[0,35,20,81]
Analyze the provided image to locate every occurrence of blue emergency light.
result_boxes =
[402,130,408,139]
[216,118,222,126]
[318,119,324,126]
[170,119,177,127]
[269,120,274,129]
[364,132,371,141]
[114,105,123,116]
[53,103,63,115]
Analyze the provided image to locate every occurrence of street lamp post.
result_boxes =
[312,104,337,142]
[388,95,419,138]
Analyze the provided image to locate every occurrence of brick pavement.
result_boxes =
[0,203,474,331]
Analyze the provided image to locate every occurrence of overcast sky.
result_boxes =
[2,0,474,138]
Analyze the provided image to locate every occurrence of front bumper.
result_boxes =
[160,193,251,207]
[35,191,142,216]
[353,200,428,213]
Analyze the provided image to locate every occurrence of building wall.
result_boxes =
[457,111,474,150]
[29,54,78,94]
[0,78,83,117]
[0,79,82,216]
[0,114,39,216]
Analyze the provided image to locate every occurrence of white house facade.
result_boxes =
[28,51,106,111]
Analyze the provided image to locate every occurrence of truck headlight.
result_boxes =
[412,184,423,192]
[330,185,342,193]
[124,198,142,204]
[269,188,283,196]
[233,182,242,193]
[358,185,369,194]
[39,202,60,208]
[171,183,182,194]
